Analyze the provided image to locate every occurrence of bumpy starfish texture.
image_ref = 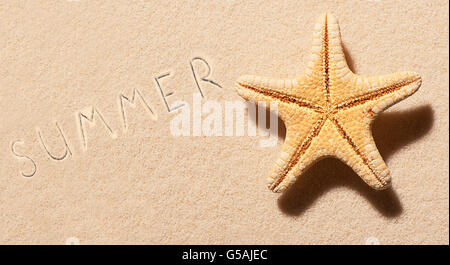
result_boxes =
[234,13,422,193]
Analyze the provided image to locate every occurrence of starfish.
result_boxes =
[234,13,422,193]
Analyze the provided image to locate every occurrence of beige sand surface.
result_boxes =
[0,0,448,244]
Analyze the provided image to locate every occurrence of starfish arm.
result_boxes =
[328,117,391,189]
[329,72,421,190]
[234,75,323,123]
[335,71,422,114]
[305,13,352,104]
[235,75,320,108]
[268,116,325,192]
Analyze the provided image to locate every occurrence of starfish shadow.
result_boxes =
[372,105,434,160]
[342,43,356,72]
[277,105,434,217]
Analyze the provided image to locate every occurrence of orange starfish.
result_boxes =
[235,13,422,192]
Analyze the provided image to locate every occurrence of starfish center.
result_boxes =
[321,104,337,119]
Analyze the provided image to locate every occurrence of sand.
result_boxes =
[0,0,448,244]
